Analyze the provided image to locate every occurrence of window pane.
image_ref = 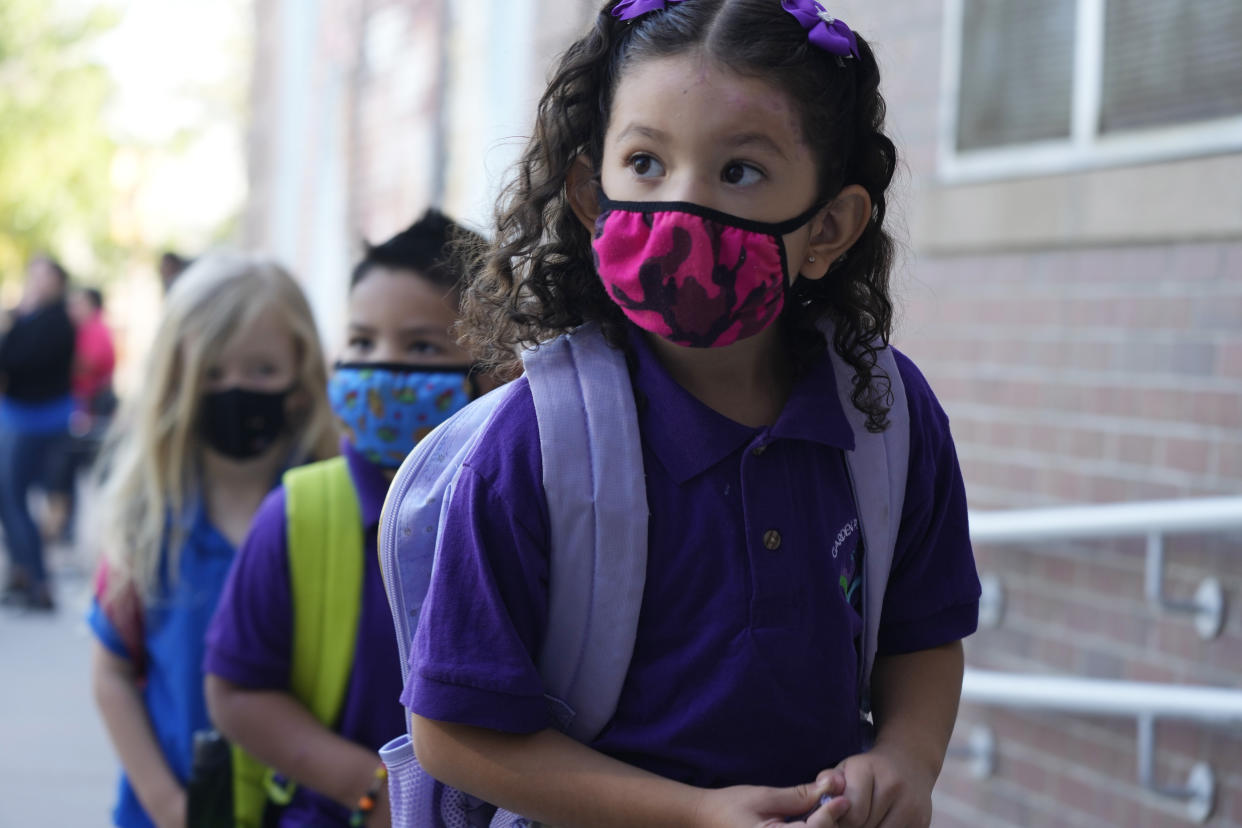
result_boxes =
[957,0,1077,151]
[1102,0,1242,133]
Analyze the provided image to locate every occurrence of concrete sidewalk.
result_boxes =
[1,549,117,827]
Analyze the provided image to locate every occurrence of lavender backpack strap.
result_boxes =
[379,381,518,677]
[819,321,909,714]
[378,383,529,828]
[523,323,649,744]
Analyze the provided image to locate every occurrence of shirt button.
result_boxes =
[763,529,782,551]
[751,444,767,456]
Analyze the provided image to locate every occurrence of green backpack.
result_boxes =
[232,456,363,827]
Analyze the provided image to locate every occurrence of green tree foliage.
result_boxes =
[0,1,119,282]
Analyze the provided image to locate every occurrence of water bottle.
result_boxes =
[187,729,233,828]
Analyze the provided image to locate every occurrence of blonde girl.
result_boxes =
[89,254,337,828]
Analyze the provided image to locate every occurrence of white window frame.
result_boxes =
[938,0,1242,183]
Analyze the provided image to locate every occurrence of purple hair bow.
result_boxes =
[612,0,686,21]
[781,0,859,59]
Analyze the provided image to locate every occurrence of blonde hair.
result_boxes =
[97,253,337,599]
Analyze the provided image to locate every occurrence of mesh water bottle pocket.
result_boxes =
[380,734,446,827]
[381,734,537,828]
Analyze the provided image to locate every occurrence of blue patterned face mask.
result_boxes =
[328,362,475,469]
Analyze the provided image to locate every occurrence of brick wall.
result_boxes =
[905,243,1242,509]
[827,0,1242,824]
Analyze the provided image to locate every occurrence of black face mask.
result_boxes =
[199,387,291,461]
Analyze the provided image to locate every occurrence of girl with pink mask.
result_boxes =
[403,2,980,826]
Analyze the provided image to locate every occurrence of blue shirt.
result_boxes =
[89,508,237,828]
[405,328,980,788]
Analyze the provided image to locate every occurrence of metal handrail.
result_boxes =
[959,669,1229,823]
[969,496,1242,542]
[958,495,1242,822]
[961,669,1242,723]
[969,496,1240,639]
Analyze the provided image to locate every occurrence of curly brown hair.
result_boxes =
[462,0,898,431]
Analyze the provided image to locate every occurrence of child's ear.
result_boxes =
[801,185,872,281]
[566,155,601,232]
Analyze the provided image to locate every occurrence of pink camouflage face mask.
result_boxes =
[591,194,823,348]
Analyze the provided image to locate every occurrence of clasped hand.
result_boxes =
[695,745,934,828]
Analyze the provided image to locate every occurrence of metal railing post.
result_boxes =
[1144,531,1226,640]
[957,496,1242,823]
[1136,714,1215,824]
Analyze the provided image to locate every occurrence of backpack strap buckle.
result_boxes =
[264,770,297,807]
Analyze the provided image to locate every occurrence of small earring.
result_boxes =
[807,255,816,263]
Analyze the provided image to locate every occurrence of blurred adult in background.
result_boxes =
[69,287,117,416]
[0,255,76,611]
[43,286,118,544]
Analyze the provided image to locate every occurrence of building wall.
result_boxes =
[246,0,594,350]
[246,0,367,349]
[247,1,1242,824]
[826,1,1242,825]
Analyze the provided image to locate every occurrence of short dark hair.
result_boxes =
[81,287,104,311]
[350,209,486,301]
[160,251,190,270]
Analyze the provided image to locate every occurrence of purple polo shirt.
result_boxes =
[404,329,980,789]
[205,440,405,826]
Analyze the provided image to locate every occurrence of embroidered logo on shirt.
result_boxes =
[831,519,862,604]
[830,519,858,559]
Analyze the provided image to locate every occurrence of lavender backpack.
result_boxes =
[377,321,909,828]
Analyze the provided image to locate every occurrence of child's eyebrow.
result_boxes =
[727,132,788,160]
[399,325,451,337]
[615,123,668,143]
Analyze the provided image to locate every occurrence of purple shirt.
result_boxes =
[404,330,980,789]
[205,441,405,826]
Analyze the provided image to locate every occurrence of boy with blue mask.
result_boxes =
[203,210,494,827]
[328,212,486,470]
